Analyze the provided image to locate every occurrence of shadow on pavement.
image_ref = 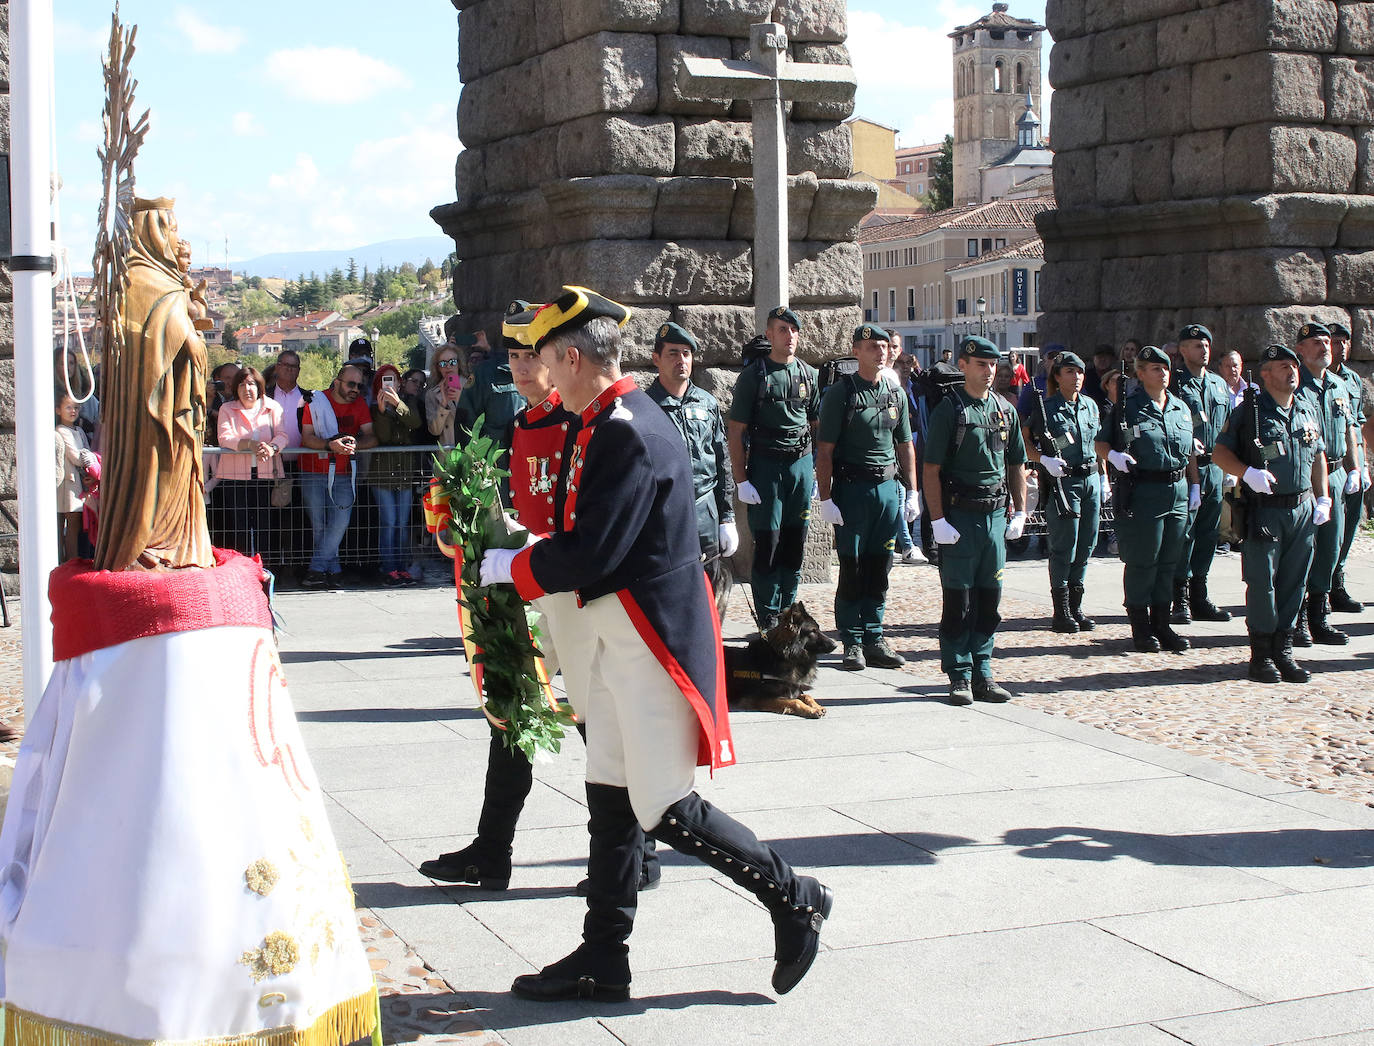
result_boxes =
[355,881,574,908]
[296,707,484,723]
[1004,825,1374,867]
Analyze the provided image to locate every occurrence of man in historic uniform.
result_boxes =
[922,336,1028,706]
[728,306,820,631]
[481,287,831,1003]
[815,324,919,670]
[1326,321,1369,614]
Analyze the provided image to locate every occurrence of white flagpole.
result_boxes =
[12,0,58,721]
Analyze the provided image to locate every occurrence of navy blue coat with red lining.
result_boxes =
[512,376,735,771]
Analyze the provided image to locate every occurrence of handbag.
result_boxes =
[270,472,293,508]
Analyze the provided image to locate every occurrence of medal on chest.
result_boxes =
[526,456,555,495]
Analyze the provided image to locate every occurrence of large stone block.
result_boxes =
[730,172,819,240]
[658,34,733,116]
[1208,248,1327,306]
[1338,197,1374,248]
[1222,193,1350,248]
[806,179,877,241]
[484,128,559,193]
[1156,8,1215,69]
[472,0,539,76]
[535,0,568,52]
[1339,3,1374,54]
[1225,125,1357,194]
[1191,53,1325,132]
[1098,75,1146,146]
[458,6,481,83]
[557,113,676,177]
[541,32,658,126]
[1047,84,1104,152]
[1101,253,1209,310]
[1224,304,1352,355]
[1094,143,1135,206]
[652,177,736,239]
[673,305,758,362]
[1327,57,1374,124]
[1084,0,1197,35]
[1144,66,1192,138]
[457,58,546,147]
[1328,250,1374,300]
[791,303,863,362]
[541,176,659,242]
[680,0,846,42]
[1351,309,1374,361]
[1171,130,1227,199]
[787,121,851,178]
[676,119,753,176]
[791,42,855,121]
[1210,0,1338,58]
[1040,259,1101,312]
[616,306,675,368]
[550,239,754,303]
[789,241,862,304]
[562,0,679,40]
[1045,0,1087,39]
[1090,23,1158,82]
[1048,37,1093,90]
[455,147,486,198]
[1132,137,1174,203]
[0,359,11,429]
[1051,148,1097,209]
[1360,128,1374,195]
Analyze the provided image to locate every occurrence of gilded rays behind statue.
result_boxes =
[92,10,213,571]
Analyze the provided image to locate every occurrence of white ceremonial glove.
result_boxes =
[1193,438,1206,456]
[1344,469,1362,496]
[1242,466,1276,494]
[1223,473,1238,490]
[1040,456,1066,478]
[932,517,961,545]
[1314,496,1332,527]
[479,547,519,587]
[1107,450,1136,472]
[719,520,740,557]
[1005,511,1027,542]
[811,480,820,501]
[1363,466,1372,491]
[1188,484,1202,511]
[1100,473,1112,499]
[736,479,762,505]
[903,488,921,523]
[77,449,97,468]
[818,498,844,526]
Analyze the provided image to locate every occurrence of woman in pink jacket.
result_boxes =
[216,366,287,562]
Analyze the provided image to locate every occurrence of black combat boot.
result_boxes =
[1189,578,1232,622]
[1170,577,1192,624]
[1247,632,1280,683]
[419,734,531,888]
[1329,570,1364,614]
[1150,603,1191,653]
[1292,596,1313,647]
[1068,583,1095,630]
[1272,630,1311,683]
[1308,593,1350,646]
[1126,606,1160,653]
[1051,586,1079,634]
[512,784,640,1001]
[651,792,832,995]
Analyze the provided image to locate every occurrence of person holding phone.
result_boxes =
[425,343,464,447]
[369,364,422,585]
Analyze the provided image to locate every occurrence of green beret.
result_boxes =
[1261,343,1301,365]
[654,321,698,352]
[529,286,632,350]
[1328,321,1352,339]
[1051,351,1086,372]
[1296,321,1330,342]
[1178,323,1212,343]
[1136,345,1171,366]
[959,336,1000,360]
[852,323,888,343]
[766,305,801,329]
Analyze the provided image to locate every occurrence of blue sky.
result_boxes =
[51,1,1048,267]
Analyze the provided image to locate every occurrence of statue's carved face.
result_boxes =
[176,238,192,274]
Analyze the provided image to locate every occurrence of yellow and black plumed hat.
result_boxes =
[529,286,632,350]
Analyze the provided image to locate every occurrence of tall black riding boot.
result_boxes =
[1170,577,1192,624]
[1247,631,1280,683]
[419,733,531,888]
[651,792,832,995]
[1329,570,1364,614]
[1150,603,1191,652]
[1068,583,1095,630]
[1308,592,1349,646]
[1051,586,1079,634]
[1126,605,1160,652]
[1293,596,1313,647]
[512,783,639,1001]
[1189,578,1232,622]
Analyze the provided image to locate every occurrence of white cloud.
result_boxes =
[173,9,245,54]
[231,112,264,137]
[263,47,412,104]
[53,17,109,55]
[267,154,321,197]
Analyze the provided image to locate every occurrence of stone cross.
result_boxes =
[678,21,856,334]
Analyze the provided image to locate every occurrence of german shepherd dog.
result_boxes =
[723,602,837,719]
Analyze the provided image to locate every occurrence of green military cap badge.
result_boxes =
[1178,323,1212,342]
[767,305,801,329]
[959,336,1000,360]
[654,321,698,352]
[1328,321,1352,339]
[1136,345,1171,366]
[1051,350,1086,372]
[529,286,632,350]
[852,324,887,343]
[1296,321,1330,342]
[1261,343,1301,365]
[505,299,533,317]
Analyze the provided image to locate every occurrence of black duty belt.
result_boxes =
[753,440,812,462]
[943,477,1007,512]
[1196,452,1213,466]
[1254,489,1312,509]
[835,461,897,483]
[1328,461,1344,475]
[1133,467,1186,484]
[1062,462,1095,478]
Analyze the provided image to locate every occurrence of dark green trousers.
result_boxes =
[1337,477,1364,577]
[746,453,813,616]
[936,505,1006,682]
[832,477,900,646]
[1308,467,1346,595]
[1116,478,1188,607]
[1174,462,1224,583]
[1243,500,1315,632]
[1045,474,1102,589]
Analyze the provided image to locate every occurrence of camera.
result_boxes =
[212,379,226,393]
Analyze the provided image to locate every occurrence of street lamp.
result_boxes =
[371,326,380,346]
[975,296,987,337]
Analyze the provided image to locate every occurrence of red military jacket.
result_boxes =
[509,390,576,536]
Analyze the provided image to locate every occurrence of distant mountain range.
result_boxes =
[231,236,455,279]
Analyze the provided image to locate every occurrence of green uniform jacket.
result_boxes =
[1170,363,1231,452]
[1094,388,1194,473]
[728,357,820,455]
[457,356,525,448]
[1217,389,1325,495]
[817,374,912,469]
[925,388,1027,488]
[647,378,736,540]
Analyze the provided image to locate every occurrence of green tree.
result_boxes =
[222,325,239,353]
[929,134,954,212]
[235,288,281,326]
[346,257,359,292]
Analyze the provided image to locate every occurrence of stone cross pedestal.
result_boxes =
[678,20,855,334]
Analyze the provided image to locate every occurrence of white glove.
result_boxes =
[1040,456,1066,478]
[932,517,961,545]
[1193,438,1206,456]
[1314,496,1332,526]
[903,488,921,523]
[736,480,762,505]
[77,449,97,468]
[1107,450,1136,472]
[1188,484,1202,511]
[1363,466,1372,491]
[1223,473,1238,490]
[817,498,844,525]
[1242,466,1276,494]
[479,547,519,587]
[1100,473,1111,499]
[1005,511,1027,541]
[1344,469,1362,496]
[718,520,739,557]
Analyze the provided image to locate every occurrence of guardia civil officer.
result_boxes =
[1294,321,1362,646]
[728,307,821,631]
[1327,322,1369,614]
[815,324,920,670]
[1169,323,1234,624]
[922,336,1028,706]
[1020,351,1102,633]
[1212,344,1332,682]
[1094,345,1199,654]
[481,287,831,1002]
[647,323,739,591]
